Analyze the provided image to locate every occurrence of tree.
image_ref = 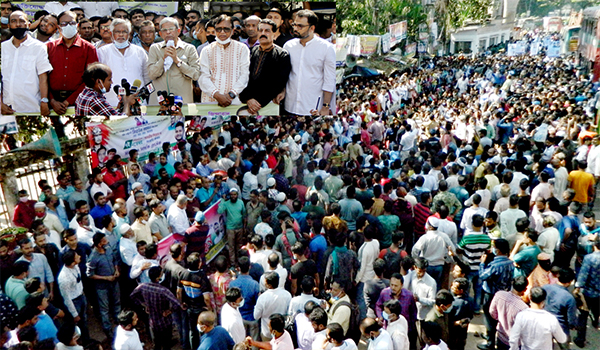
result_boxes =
[436,0,493,51]
[338,0,427,42]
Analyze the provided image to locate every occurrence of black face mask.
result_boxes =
[206,34,216,43]
[10,27,28,40]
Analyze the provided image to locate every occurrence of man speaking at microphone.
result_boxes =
[147,17,200,106]
[97,18,148,107]
[75,62,138,116]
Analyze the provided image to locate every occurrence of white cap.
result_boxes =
[427,216,439,229]
[294,135,301,142]
[119,224,132,235]
[276,192,287,202]
[34,202,46,209]
[132,182,142,190]
[267,178,276,187]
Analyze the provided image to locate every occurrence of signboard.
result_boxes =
[381,33,391,54]
[0,116,18,134]
[389,21,407,47]
[336,37,348,66]
[346,35,361,57]
[405,43,416,58]
[157,200,226,263]
[14,1,179,19]
[546,39,561,57]
[360,35,380,56]
[530,40,542,55]
[86,115,184,169]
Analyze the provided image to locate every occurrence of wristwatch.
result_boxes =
[176,60,183,68]
[41,98,49,103]
[323,103,330,108]
[228,91,236,99]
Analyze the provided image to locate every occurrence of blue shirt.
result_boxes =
[198,326,235,350]
[90,204,113,229]
[575,251,600,297]
[543,283,578,335]
[291,211,309,233]
[196,187,215,206]
[35,312,58,343]
[479,255,514,294]
[229,274,260,321]
[309,235,328,275]
[17,253,54,284]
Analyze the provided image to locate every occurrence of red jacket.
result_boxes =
[13,200,37,229]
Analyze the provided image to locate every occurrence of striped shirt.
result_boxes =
[489,290,528,345]
[458,233,491,271]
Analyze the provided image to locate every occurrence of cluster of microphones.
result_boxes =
[156,91,183,115]
[113,78,155,115]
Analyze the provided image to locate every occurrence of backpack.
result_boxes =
[382,247,406,279]
[285,315,299,348]
[331,300,361,344]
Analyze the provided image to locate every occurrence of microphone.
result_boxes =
[131,79,142,95]
[122,82,130,96]
[113,85,121,96]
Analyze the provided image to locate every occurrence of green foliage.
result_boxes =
[338,0,427,41]
[435,0,493,45]
[15,117,51,143]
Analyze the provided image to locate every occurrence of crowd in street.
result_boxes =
[3,42,600,350]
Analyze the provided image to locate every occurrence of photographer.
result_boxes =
[74,62,138,116]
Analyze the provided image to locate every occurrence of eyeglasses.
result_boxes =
[215,27,232,33]
[113,30,129,35]
[234,25,242,30]
[100,25,111,31]
[60,21,77,27]
[160,27,177,33]
[292,23,309,28]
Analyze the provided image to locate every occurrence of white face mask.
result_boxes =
[19,196,29,203]
[216,37,231,45]
[61,24,78,39]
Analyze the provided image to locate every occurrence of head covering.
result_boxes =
[281,142,289,149]
[132,182,142,190]
[457,157,467,167]
[537,252,551,261]
[276,192,287,202]
[267,178,276,187]
[34,202,46,209]
[229,188,239,193]
[119,224,132,235]
[194,212,205,223]
[294,135,301,142]
[427,216,439,229]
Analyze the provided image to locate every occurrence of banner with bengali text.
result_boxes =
[85,115,184,169]
[389,21,407,47]
[360,35,380,56]
[14,1,179,19]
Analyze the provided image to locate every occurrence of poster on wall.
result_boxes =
[389,21,407,47]
[360,35,380,56]
[157,200,226,263]
[86,115,185,169]
[14,1,179,19]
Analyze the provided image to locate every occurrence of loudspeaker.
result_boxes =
[9,128,63,157]
[346,55,357,68]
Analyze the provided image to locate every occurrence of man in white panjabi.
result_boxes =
[199,14,249,107]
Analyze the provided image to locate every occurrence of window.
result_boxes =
[455,41,472,53]
[489,36,497,46]
[479,38,487,50]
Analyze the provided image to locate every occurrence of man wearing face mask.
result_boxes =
[147,17,201,106]
[283,9,335,116]
[197,311,235,350]
[47,10,98,119]
[266,7,292,48]
[360,317,393,350]
[239,19,291,115]
[246,313,295,350]
[97,18,148,107]
[1,11,53,116]
[424,289,454,345]
[190,19,209,53]
[13,190,37,229]
[0,1,14,29]
[199,14,249,107]
[32,14,60,43]
[220,287,246,343]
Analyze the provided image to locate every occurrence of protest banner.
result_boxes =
[336,37,348,66]
[347,35,361,57]
[360,35,380,56]
[546,40,561,57]
[405,42,416,58]
[389,21,407,47]
[157,200,226,263]
[86,115,184,169]
[381,33,391,54]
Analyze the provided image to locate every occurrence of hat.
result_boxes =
[267,178,276,187]
[457,157,467,167]
[281,142,289,149]
[34,202,46,209]
[427,217,439,229]
[537,252,551,261]
[294,135,301,142]
[229,188,239,193]
[132,182,142,190]
[119,224,132,235]
[464,145,473,152]
[194,212,205,223]
[276,192,287,202]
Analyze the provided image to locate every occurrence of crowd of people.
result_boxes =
[0,0,336,118]
[2,36,600,350]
